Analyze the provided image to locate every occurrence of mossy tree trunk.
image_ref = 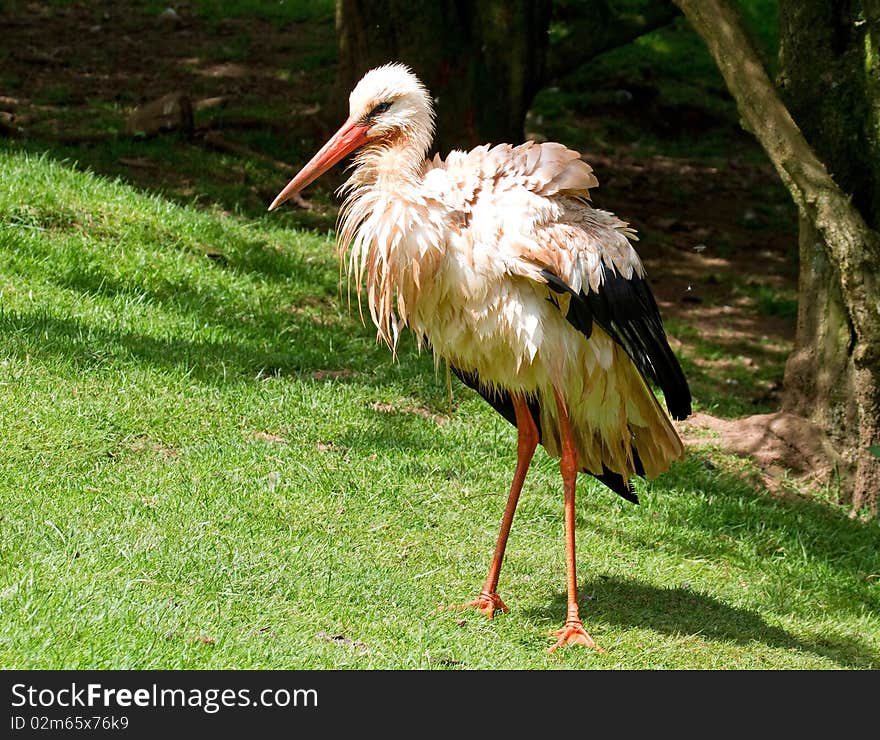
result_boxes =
[778,1,880,515]
[675,0,880,517]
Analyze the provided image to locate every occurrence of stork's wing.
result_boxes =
[487,141,599,197]
[436,140,690,420]
[540,265,692,421]
[471,142,691,420]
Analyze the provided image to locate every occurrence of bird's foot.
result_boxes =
[547,619,606,654]
[447,589,509,619]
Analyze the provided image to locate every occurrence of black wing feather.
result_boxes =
[450,366,543,438]
[541,266,691,420]
[450,365,639,504]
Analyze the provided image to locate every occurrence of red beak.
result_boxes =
[268,118,371,211]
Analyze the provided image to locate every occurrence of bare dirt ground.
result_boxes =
[2,1,824,498]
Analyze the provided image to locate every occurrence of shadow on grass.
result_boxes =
[648,455,880,600]
[531,576,878,669]
[524,454,880,668]
[334,407,450,460]
[5,136,341,233]
[0,308,377,383]
[0,148,398,382]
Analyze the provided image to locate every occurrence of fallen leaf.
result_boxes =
[254,431,287,444]
[317,441,344,453]
[426,653,462,667]
[371,401,447,424]
[317,631,370,654]
[127,434,178,459]
[403,404,448,425]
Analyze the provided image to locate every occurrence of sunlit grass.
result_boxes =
[1,150,878,669]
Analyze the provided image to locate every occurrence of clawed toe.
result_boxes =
[447,590,509,619]
[547,620,606,654]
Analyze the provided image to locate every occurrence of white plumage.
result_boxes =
[270,63,691,652]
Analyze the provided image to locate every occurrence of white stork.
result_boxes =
[269,63,691,653]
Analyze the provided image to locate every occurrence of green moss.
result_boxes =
[864,21,880,227]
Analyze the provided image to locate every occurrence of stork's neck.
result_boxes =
[349,139,428,196]
[338,135,440,351]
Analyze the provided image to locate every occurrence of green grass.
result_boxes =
[738,282,799,320]
[1,150,878,669]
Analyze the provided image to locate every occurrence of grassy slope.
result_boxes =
[1,151,878,669]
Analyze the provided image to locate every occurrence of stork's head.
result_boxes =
[268,63,434,210]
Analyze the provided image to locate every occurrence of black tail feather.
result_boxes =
[593,467,639,504]
[450,366,543,439]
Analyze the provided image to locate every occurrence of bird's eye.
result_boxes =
[368,101,392,118]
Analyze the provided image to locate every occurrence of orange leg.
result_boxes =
[449,393,538,619]
[547,388,606,654]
